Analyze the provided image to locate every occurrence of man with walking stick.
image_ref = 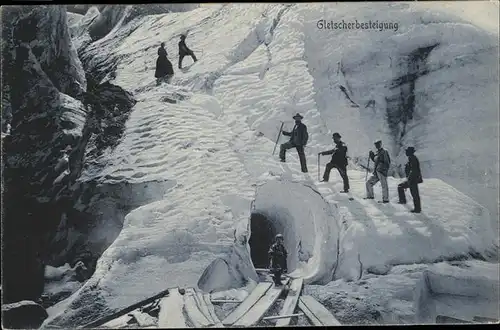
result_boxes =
[279,113,308,173]
[365,139,391,203]
[318,132,350,193]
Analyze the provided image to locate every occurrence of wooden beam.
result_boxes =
[233,279,290,327]
[299,295,341,326]
[201,293,223,327]
[436,315,472,324]
[158,288,187,328]
[211,300,242,303]
[263,313,304,321]
[298,299,321,326]
[81,288,169,328]
[183,288,213,327]
[472,316,498,323]
[222,282,272,326]
[276,278,304,327]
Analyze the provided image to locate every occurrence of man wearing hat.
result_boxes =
[398,146,422,213]
[268,233,288,286]
[365,139,391,203]
[178,34,197,69]
[319,132,350,192]
[279,113,309,173]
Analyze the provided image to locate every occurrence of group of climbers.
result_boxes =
[278,113,423,213]
[152,36,424,285]
[271,114,424,285]
[154,35,197,85]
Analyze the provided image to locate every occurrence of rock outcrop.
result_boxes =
[2,300,49,329]
[2,5,88,303]
[2,5,136,305]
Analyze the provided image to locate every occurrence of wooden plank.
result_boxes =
[222,282,273,325]
[263,313,303,321]
[128,310,156,327]
[158,288,187,328]
[233,278,290,327]
[299,295,341,326]
[184,288,213,327]
[191,290,213,322]
[436,315,472,323]
[101,314,134,328]
[472,316,499,323]
[211,300,242,303]
[276,278,304,327]
[82,288,169,328]
[298,299,322,326]
[255,268,271,272]
[202,293,223,327]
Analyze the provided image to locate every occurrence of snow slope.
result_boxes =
[45,3,498,326]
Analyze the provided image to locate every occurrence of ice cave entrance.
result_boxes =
[249,213,276,269]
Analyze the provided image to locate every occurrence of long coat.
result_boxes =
[282,122,308,147]
[323,142,348,166]
[405,154,423,184]
[268,243,287,270]
[371,148,390,176]
[155,47,174,78]
[178,40,193,56]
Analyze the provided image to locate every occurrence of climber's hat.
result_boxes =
[292,113,303,120]
[405,146,415,154]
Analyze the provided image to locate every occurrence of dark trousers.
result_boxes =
[323,162,350,191]
[179,52,197,68]
[271,268,283,285]
[279,141,308,172]
[398,180,421,211]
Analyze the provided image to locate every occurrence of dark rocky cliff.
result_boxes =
[1,5,135,304]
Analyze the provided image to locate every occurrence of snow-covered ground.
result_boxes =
[44,2,498,326]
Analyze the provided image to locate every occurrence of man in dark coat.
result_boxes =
[178,35,197,69]
[320,132,350,192]
[155,42,174,84]
[268,234,287,286]
[398,146,422,213]
[279,113,308,173]
[365,139,391,203]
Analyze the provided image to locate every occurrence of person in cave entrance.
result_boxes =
[268,234,288,286]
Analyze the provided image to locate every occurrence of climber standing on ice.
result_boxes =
[268,234,287,286]
[365,139,391,203]
[279,113,309,173]
[319,132,350,192]
[155,42,174,85]
[178,34,197,69]
[398,146,423,213]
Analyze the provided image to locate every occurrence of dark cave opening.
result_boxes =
[248,213,277,269]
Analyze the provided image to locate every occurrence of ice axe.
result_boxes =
[317,153,321,182]
[272,121,284,155]
[365,154,371,181]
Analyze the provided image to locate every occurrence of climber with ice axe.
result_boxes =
[277,113,309,173]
